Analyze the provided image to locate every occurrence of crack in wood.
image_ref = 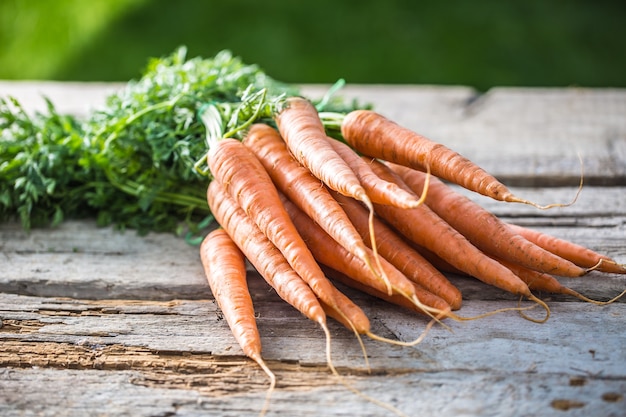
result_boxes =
[0,319,45,333]
[0,340,394,397]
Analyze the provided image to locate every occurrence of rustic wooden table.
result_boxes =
[1,82,625,417]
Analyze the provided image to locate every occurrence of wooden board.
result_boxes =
[1,82,625,417]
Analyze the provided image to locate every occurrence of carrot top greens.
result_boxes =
[0,47,361,238]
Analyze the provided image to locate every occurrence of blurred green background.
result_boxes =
[1,0,625,90]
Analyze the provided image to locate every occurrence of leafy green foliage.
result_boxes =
[0,97,98,229]
[1,47,361,238]
[83,47,301,235]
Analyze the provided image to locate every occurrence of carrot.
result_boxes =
[207,180,354,386]
[325,137,423,209]
[365,161,550,322]
[318,288,371,346]
[320,267,439,355]
[207,137,360,315]
[330,190,463,310]
[339,109,571,208]
[207,180,416,417]
[274,98,389,293]
[207,180,327,325]
[241,123,375,283]
[507,224,626,274]
[410,243,467,277]
[275,97,372,207]
[324,266,451,318]
[278,191,450,321]
[497,257,626,305]
[199,229,275,416]
[391,163,589,277]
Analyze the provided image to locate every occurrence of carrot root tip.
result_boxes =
[518,294,551,323]
[506,154,584,210]
[365,318,437,348]
[567,287,626,306]
[249,353,276,417]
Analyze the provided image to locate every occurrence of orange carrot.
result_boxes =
[207,180,326,325]
[410,243,467,277]
[275,97,372,207]
[208,180,357,385]
[497,257,626,305]
[330,190,463,310]
[207,137,357,314]
[274,98,391,291]
[200,228,264,363]
[324,266,451,318]
[242,123,374,278]
[507,224,626,274]
[207,179,377,362]
[325,137,422,209]
[365,161,549,320]
[320,289,371,336]
[207,180,414,416]
[340,109,565,208]
[199,229,276,415]
[391,163,589,277]
[278,191,449,318]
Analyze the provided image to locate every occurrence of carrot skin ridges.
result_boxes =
[331,191,463,310]
[326,267,451,318]
[275,97,370,204]
[367,162,532,297]
[410,243,467,277]
[206,180,326,324]
[507,224,626,274]
[200,229,261,360]
[207,138,340,314]
[242,123,371,266]
[200,227,277,415]
[325,137,421,209]
[391,164,588,278]
[340,110,518,203]
[376,202,530,296]
[496,257,572,295]
[279,192,448,313]
[239,125,373,330]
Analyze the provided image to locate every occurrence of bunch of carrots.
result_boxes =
[196,95,625,415]
[2,48,621,415]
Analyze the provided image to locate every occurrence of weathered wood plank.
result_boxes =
[2,81,625,184]
[0,362,626,417]
[405,87,626,186]
[2,293,625,371]
[0,219,212,300]
[2,368,625,417]
[2,294,625,417]
[0,80,124,118]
